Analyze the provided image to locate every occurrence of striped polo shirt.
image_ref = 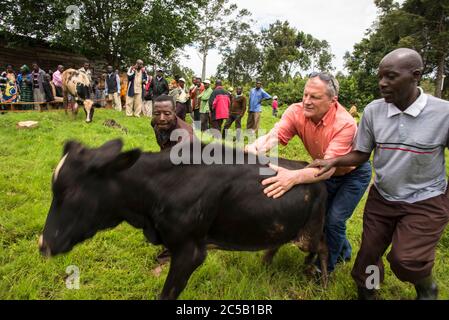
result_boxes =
[355,88,449,203]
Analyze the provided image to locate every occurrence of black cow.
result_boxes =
[39,139,328,300]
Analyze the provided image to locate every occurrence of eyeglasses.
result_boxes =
[309,72,338,94]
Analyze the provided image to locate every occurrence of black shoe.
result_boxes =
[415,276,438,300]
[357,286,377,300]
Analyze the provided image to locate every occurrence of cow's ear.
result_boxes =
[103,149,142,173]
[88,139,124,169]
[63,140,83,156]
[98,139,123,154]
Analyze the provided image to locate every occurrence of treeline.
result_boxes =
[1,0,448,109]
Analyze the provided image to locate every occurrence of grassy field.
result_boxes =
[0,107,448,300]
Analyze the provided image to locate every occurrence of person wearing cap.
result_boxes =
[247,80,272,135]
[126,59,148,117]
[189,76,205,127]
[198,79,213,131]
[272,96,279,117]
[172,77,189,121]
[148,68,169,103]
[245,72,372,276]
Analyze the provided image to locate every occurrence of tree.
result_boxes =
[194,0,251,79]
[346,0,449,100]
[260,21,335,82]
[1,0,206,68]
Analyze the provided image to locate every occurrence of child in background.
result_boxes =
[272,95,278,117]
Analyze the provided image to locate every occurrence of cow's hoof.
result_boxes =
[86,120,92,124]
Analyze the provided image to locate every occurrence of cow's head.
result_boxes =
[39,139,141,257]
[83,99,94,123]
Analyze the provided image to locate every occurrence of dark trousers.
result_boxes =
[211,119,225,132]
[352,186,449,288]
[320,161,372,272]
[200,113,210,132]
[223,114,243,140]
[176,102,187,121]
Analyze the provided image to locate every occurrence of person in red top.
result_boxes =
[272,95,279,117]
[246,72,372,275]
[208,80,230,132]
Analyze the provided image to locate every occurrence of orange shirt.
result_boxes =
[275,102,357,176]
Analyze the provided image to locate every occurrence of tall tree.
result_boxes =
[260,21,335,82]
[195,0,250,79]
[346,0,449,99]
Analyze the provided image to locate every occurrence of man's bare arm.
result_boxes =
[307,151,371,177]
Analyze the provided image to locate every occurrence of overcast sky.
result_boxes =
[180,0,401,78]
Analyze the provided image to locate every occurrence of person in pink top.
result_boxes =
[246,72,372,275]
[52,65,64,97]
[272,95,279,117]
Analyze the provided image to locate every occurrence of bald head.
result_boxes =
[380,48,423,72]
[378,48,424,109]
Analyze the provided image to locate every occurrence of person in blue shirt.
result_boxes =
[247,80,272,134]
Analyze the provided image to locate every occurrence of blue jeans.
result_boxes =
[319,161,372,273]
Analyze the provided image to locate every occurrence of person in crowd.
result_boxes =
[272,95,279,117]
[125,59,147,117]
[17,65,33,110]
[105,65,122,111]
[247,80,272,135]
[148,68,169,103]
[173,77,189,121]
[198,79,213,132]
[208,80,230,133]
[223,86,247,140]
[52,65,64,98]
[31,62,46,111]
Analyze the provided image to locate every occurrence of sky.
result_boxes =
[180,0,391,78]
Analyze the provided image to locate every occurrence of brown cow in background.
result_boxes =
[62,69,95,123]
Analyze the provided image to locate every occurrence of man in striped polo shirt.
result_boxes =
[310,48,449,300]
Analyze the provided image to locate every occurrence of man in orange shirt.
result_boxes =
[246,72,372,274]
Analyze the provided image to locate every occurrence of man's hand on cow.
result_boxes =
[244,144,258,155]
[306,159,336,177]
[262,164,301,199]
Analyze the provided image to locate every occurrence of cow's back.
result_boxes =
[136,148,327,251]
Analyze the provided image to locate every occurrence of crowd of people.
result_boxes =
[1,59,281,132]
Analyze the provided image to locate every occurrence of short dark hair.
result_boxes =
[154,94,175,109]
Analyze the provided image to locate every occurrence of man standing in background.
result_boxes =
[52,65,64,98]
[247,80,272,135]
[223,86,247,140]
[126,59,147,117]
[105,65,122,112]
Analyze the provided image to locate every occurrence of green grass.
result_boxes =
[0,106,448,300]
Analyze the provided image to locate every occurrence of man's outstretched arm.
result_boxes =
[307,150,371,177]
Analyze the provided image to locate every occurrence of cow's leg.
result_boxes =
[262,247,280,265]
[63,90,69,114]
[317,235,329,288]
[304,252,316,266]
[160,242,206,300]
